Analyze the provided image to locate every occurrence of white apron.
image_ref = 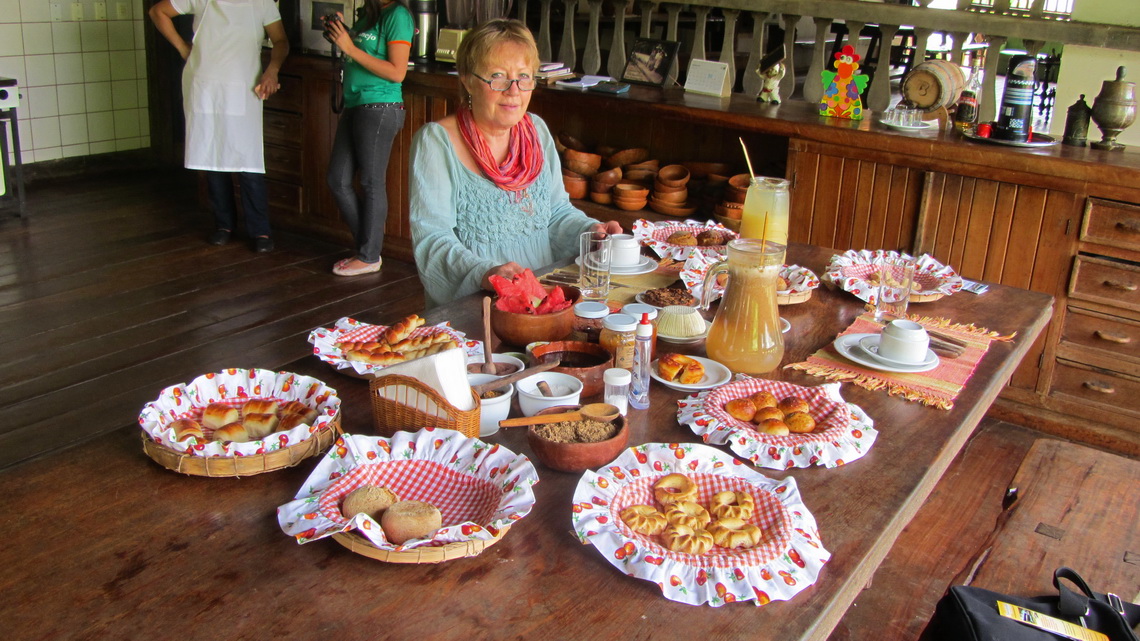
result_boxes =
[182,0,266,172]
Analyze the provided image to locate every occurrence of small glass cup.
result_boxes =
[579,231,611,301]
[873,256,916,322]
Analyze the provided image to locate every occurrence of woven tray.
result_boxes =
[141,414,342,477]
[331,526,509,564]
[369,374,481,438]
[777,289,812,305]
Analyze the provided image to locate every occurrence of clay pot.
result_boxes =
[564,148,603,172]
[526,410,628,472]
[490,286,580,347]
[612,183,649,200]
[656,164,690,187]
[530,341,614,397]
[606,148,650,168]
[682,161,733,179]
[563,175,588,200]
[653,189,688,204]
[613,197,648,211]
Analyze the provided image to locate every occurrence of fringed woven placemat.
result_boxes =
[787,313,1015,410]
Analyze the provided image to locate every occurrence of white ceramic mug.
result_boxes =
[610,234,641,267]
[878,319,930,364]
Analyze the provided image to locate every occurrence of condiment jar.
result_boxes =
[570,301,610,343]
[600,313,637,369]
[621,303,658,358]
[603,368,631,415]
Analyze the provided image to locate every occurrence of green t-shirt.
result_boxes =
[343,3,414,108]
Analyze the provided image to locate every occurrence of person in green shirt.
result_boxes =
[325,0,414,276]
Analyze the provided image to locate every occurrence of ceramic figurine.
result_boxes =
[820,45,868,120]
[757,62,785,104]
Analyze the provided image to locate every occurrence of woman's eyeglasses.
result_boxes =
[472,73,537,92]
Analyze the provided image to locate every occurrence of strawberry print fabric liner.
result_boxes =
[573,442,830,607]
[278,429,538,551]
[825,249,964,303]
[680,251,819,303]
[789,314,1010,410]
[308,317,478,376]
[632,218,738,262]
[138,368,341,457]
[678,376,877,469]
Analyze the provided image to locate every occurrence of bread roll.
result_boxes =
[785,411,817,434]
[757,418,790,436]
[382,314,425,345]
[667,231,697,246]
[778,396,810,415]
[725,397,757,422]
[201,403,239,430]
[277,412,309,432]
[750,391,779,409]
[242,399,278,417]
[242,413,279,439]
[278,400,319,423]
[341,486,399,520]
[170,418,204,442]
[753,406,785,424]
[213,422,249,442]
[381,500,442,545]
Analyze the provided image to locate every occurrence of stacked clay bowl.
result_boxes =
[589,167,622,205]
[564,148,602,179]
[606,148,650,170]
[563,169,588,200]
[649,165,696,216]
[612,182,649,211]
[724,173,751,204]
[623,159,659,184]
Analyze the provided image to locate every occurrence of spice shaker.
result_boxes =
[603,368,631,415]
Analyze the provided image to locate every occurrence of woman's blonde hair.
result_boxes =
[456,19,540,104]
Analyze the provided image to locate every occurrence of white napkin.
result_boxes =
[374,347,476,412]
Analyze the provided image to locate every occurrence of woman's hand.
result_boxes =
[481,262,526,291]
[325,13,355,52]
[591,221,624,235]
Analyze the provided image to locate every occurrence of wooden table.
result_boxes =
[0,244,1053,640]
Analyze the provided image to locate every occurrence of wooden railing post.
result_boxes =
[638,0,658,38]
[803,16,832,104]
[608,0,631,79]
[664,3,684,86]
[691,5,711,64]
[868,23,899,113]
[537,0,554,63]
[981,34,1007,123]
[779,13,800,101]
[743,11,772,98]
[583,0,605,74]
[557,0,578,68]
[720,8,741,85]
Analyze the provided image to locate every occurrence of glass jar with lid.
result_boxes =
[570,301,610,343]
[621,303,659,358]
[599,313,637,369]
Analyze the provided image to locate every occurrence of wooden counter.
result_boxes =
[0,243,1054,640]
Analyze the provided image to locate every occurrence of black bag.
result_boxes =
[927,567,1140,641]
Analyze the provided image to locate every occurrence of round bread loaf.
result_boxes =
[341,486,399,520]
[381,500,442,544]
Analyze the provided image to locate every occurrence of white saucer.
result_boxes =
[833,333,940,373]
[857,336,939,368]
[880,119,933,132]
[649,355,731,391]
[576,255,657,276]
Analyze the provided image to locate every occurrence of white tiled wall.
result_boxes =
[1,0,149,164]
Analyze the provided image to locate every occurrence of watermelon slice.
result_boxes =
[490,270,574,315]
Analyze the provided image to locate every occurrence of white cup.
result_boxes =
[467,373,515,437]
[610,234,641,268]
[877,319,930,364]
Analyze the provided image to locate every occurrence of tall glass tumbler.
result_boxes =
[873,256,916,322]
[739,177,790,247]
[579,231,612,301]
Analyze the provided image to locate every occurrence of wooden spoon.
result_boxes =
[499,403,621,428]
[469,360,559,398]
[482,296,498,374]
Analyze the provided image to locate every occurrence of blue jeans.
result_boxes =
[326,103,405,264]
[205,171,271,238]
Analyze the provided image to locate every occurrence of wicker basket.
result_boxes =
[777,289,812,305]
[369,374,481,438]
[331,526,509,563]
[141,414,343,477]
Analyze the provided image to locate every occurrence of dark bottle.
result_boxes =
[954,64,983,131]
[993,55,1037,142]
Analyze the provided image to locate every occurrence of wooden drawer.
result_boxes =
[264,74,304,113]
[264,110,303,148]
[1050,359,1140,421]
[265,178,301,214]
[1068,255,1140,314]
[1082,198,1140,253]
[1060,307,1140,368]
[264,143,301,182]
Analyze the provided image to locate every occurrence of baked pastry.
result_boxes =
[777,276,789,291]
[341,486,399,520]
[785,411,817,434]
[277,412,309,432]
[664,501,711,529]
[242,413,279,439]
[381,314,426,345]
[750,391,779,409]
[278,400,319,423]
[667,230,697,246]
[213,422,249,442]
[710,491,756,520]
[654,473,698,506]
[708,517,763,549]
[753,406,784,423]
[170,418,204,442]
[696,230,722,246]
[778,396,810,415]
[725,397,757,422]
[619,505,667,536]
[381,500,442,545]
[657,353,687,381]
[756,418,790,436]
[678,359,705,385]
[662,524,714,555]
[242,399,277,417]
[201,403,239,430]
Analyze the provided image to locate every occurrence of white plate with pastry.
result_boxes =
[650,354,731,391]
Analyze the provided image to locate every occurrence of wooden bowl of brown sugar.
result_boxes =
[526,407,628,472]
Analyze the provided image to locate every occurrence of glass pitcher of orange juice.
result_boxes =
[739,177,790,247]
[700,239,786,375]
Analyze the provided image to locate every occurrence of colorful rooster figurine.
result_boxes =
[820,44,868,120]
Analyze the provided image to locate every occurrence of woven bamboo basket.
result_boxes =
[777,290,812,305]
[331,526,510,563]
[369,374,481,438]
[909,291,945,303]
[141,414,343,477]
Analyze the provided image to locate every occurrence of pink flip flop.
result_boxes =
[333,258,383,276]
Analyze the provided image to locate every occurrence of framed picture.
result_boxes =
[620,38,681,87]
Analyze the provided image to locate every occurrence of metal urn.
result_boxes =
[1090,66,1137,151]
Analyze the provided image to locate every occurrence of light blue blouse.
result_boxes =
[409,114,596,308]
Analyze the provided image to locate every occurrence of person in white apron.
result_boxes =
[150,0,289,252]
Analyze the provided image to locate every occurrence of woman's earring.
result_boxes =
[465,93,472,108]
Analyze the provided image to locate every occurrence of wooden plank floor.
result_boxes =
[0,169,426,470]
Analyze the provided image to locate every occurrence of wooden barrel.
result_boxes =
[901,60,966,111]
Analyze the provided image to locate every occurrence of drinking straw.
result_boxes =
[738,138,769,245]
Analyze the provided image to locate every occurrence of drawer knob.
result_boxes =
[1083,380,1115,394]
[1103,279,1138,292]
[1116,219,1140,234]
[1094,330,1132,344]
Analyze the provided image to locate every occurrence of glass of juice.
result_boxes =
[739,177,790,247]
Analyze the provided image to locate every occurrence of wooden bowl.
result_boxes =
[526,409,628,472]
[649,199,698,217]
[564,148,603,172]
[625,159,660,171]
[714,201,744,220]
[565,160,599,178]
[562,168,586,179]
[724,174,751,203]
[624,169,658,182]
[606,148,649,168]
[530,341,614,397]
[563,176,588,200]
[589,191,613,205]
[652,180,687,194]
[612,183,649,200]
[656,164,691,187]
[613,198,647,211]
[682,161,733,179]
[596,145,617,158]
[557,133,587,153]
[490,286,579,347]
[590,179,615,193]
[653,188,688,204]
[592,166,622,185]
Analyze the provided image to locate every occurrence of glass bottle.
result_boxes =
[700,239,786,375]
[954,63,983,131]
[620,303,658,358]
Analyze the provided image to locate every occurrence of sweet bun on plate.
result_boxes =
[201,403,239,430]
[213,422,249,442]
[170,418,204,442]
[341,486,399,520]
[620,505,667,536]
[653,473,698,506]
[708,518,763,549]
[242,399,278,416]
[785,412,817,434]
[381,500,442,545]
[664,501,711,529]
[662,524,714,555]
